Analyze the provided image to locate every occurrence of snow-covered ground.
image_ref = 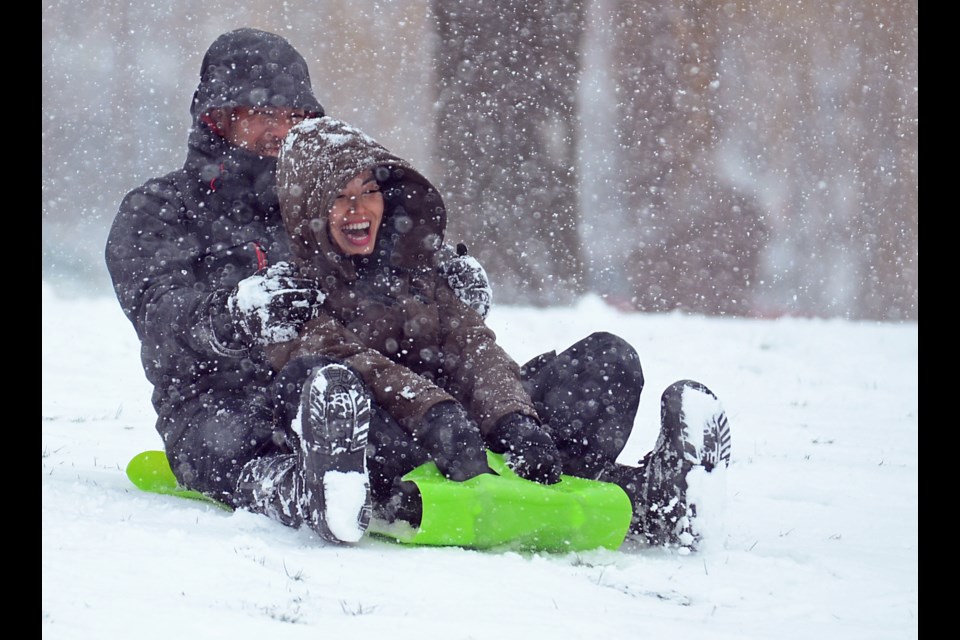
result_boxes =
[42,282,918,639]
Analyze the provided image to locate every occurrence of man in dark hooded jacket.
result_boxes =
[105,28,491,512]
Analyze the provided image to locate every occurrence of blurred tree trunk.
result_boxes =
[302,1,437,170]
[855,1,918,321]
[432,0,586,305]
[715,0,917,320]
[609,0,767,316]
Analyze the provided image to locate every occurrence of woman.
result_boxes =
[235,118,731,550]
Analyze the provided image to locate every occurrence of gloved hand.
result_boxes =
[224,262,323,346]
[438,243,492,319]
[488,413,563,485]
[418,402,491,482]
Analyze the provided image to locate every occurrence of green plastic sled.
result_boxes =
[125,450,231,509]
[126,449,632,551]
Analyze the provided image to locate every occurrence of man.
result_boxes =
[105,28,492,520]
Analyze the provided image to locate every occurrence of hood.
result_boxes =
[277,118,447,276]
[190,28,324,126]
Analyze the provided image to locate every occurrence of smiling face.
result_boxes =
[327,170,384,256]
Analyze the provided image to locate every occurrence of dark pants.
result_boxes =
[163,355,328,506]
[366,331,643,504]
[168,332,643,509]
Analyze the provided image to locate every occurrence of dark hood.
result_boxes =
[277,118,447,278]
[190,28,324,126]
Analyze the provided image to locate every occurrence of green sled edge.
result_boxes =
[125,449,632,552]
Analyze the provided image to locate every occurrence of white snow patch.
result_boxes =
[290,404,304,438]
[680,385,724,462]
[231,265,324,343]
[687,465,729,554]
[322,470,369,543]
[42,286,919,640]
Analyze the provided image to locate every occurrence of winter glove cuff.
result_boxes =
[489,413,563,485]
[190,291,250,358]
[203,289,250,358]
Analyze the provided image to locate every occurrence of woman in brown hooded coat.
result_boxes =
[269,119,542,455]
[236,118,731,551]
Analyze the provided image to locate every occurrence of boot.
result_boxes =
[606,380,731,550]
[236,362,373,543]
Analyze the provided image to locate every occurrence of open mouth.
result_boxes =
[341,221,372,246]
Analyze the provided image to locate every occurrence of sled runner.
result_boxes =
[125,450,632,552]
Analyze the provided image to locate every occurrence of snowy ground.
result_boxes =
[42,282,918,640]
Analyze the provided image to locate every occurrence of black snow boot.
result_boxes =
[236,362,373,543]
[606,380,731,550]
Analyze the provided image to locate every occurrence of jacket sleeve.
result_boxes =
[105,177,247,364]
[264,312,455,437]
[435,279,539,437]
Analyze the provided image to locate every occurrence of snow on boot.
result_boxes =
[293,363,373,543]
[236,454,303,528]
[613,380,731,552]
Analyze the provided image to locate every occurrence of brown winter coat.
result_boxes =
[267,118,537,438]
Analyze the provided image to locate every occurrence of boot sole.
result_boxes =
[638,381,731,549]
[299,363,372,543]
[700,412,731,472]
[677,384,731,472]
[678,385,731,549]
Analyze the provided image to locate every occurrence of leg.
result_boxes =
[609,380,731,550]
[236,402,481,536]
[162,389,287,506]
[521,331,644,479]
[235,356,373,543]
[367,404,429,526]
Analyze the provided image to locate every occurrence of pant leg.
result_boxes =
[521,331,644,479]
[367,403,428,525]
[163,390,288,506]
[163,355,332,507]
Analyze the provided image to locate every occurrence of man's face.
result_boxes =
[218,107,307,157]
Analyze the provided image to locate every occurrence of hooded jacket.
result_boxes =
[268,118,537,438]
[104,29,324,443]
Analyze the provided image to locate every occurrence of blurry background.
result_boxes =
[42,0,917,320]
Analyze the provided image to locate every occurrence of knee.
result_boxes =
[586,332,639,361]
[583,332,643,387]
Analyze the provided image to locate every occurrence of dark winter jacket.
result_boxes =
[104,29,324,445]
[267,118,537,438]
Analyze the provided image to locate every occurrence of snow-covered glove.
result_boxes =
[488,413,562,485]
[418,402,491,482]
[439,243,492,319]
[219,262,323,347]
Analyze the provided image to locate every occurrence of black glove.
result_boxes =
[224,262,322,346]
[438,243,492,319]
[488,413,563,485]
[418,402,491,482]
